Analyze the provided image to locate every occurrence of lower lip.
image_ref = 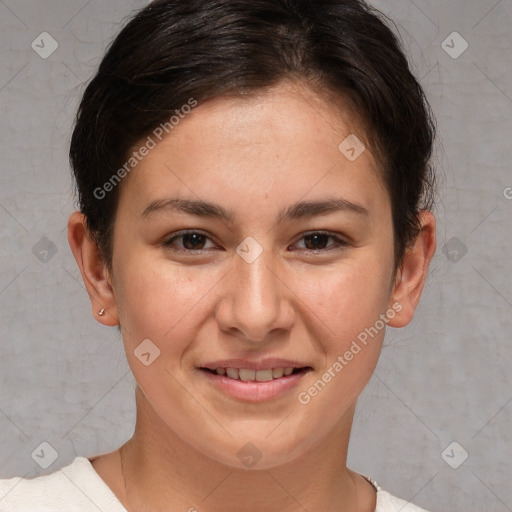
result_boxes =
[198,369,311,402]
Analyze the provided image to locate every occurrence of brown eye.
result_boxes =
[181,233,207,250]
[303,233,330,250]
[164,231,215,252]
[292,232,348,252]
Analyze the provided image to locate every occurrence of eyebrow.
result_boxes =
[140,197,368,223]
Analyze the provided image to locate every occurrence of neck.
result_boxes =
[119,386,375,512]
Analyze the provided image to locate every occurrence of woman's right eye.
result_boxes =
[163,231,217,252]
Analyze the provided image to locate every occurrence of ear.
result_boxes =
[387,210,436,328]
[67,211,119,326]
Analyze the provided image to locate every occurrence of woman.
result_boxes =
[0,0,436,510]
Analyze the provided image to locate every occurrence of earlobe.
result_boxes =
[387,211,436,328]
[67,211,120,326]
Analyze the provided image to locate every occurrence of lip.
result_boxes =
[198,366,312,402]
[199,358,311,371]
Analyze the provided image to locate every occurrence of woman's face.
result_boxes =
[110,81,398,468]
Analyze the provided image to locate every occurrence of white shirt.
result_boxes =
[0,456,430,512]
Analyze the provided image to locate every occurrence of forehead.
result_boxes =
[171,81,365,158]
[118,80,388,218]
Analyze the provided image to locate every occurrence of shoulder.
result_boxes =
[0,456,126,512]
[376,489,431,512]
[364,475,431,512]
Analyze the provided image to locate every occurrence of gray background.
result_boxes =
[1,0,511,510]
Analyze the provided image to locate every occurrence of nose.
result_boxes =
[215,242,295,343]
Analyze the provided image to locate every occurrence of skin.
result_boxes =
[68,80,436,512]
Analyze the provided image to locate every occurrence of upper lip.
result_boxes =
[199,358,312,371]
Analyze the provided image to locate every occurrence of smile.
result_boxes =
[201,367,310,381]
[198,366,313,402]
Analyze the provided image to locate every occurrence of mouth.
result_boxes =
[199,366,312,382]
[197,362,313,402]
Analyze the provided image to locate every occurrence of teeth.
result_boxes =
[272,367,284,378]
[215,367,302,381]
[255,369,273,382]
[239,369,256,381]
[226,368,239,379]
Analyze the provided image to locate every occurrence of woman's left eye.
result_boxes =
[163,230,347,253]
[292,232,348,252]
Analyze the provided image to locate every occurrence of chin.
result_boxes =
[197,429,315,471]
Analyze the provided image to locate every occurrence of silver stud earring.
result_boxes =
[98,308,105,316]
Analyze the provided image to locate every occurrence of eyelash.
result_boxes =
[162,230,349,254]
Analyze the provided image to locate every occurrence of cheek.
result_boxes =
[113,249,220,356]
[113,257,224,411]
[296,256,393,339]
[291,268,389,430]
[292,255,392,387]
